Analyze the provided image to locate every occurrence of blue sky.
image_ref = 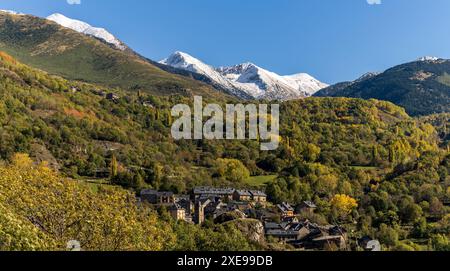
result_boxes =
[2,0,450,84]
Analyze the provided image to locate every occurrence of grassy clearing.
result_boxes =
[245,175,277,187]
[79,178,110,193]
[437,72,450,87]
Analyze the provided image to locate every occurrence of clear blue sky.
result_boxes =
[2,0,450,83]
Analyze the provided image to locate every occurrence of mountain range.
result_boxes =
[45,12,329,101]
[315,57,450,116]
[0,10,228,100]
[160,51,328,100]
[0,10,449,115]
[45,12,329,100]
[0,10,328,101]
[0,9,448,252]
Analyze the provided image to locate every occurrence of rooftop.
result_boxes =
[141,189,158,195]
[264,222,282,230]
[141,189,174,197]
[169,203,185,211]
[249,190,267,197]
[266,229,300,237]
[193,187,235,195]
[197,198,212,206]
[235,190,252,196]
[302,201,317,208]
[278,202,294,212]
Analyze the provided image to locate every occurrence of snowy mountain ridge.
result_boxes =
[417,56,440,62]
[161,51,328,100]
[0,9,24,15]
[46,13,126,51]
[2,10,327,100]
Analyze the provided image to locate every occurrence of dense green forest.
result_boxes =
[0,51,448,251]
[419,113,450,149]
[315,59,450,116]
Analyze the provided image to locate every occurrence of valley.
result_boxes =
[0,9,448,252]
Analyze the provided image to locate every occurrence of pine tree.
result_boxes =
[110,154,118,179]
[372,145,379,165]
[389,146,396,164]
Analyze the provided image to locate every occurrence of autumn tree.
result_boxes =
[215,158,250,183]
[330,194,358,220]
[110,153,118,179]
[0,154,174,251]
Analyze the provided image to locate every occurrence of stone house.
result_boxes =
[140,189,175,205]
[249,190,267,204]
[297,201,317,214]
[191,187,234,201]
[277,202,295,218]
[194,198,211,225]
[169,203,186,221]
[233,190,252,202]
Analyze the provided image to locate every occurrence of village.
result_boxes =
[139,186,356,251]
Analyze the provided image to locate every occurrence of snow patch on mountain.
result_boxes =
[417,56,440,62]
[160,51,328,100]
[283,73,329,96]
[46,13,126,50]
[159,52,251,98]
[0,10,25,15]
[160,51,229,87]
[355,72,381,82]
[217,63,316,100]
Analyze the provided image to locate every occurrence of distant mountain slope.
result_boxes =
[0,11,227,99]
[314,72,380,97]
[315,59,450,116]
[47,13,127,51]
[160,51,328,101]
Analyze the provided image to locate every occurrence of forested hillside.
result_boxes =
[420,113,450,149]
[0,153,260,251]
[0,11,227,99]
[315,59,450,116]
[0,51,448,250]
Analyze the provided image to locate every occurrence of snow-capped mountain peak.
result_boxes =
[0,9,24,15]
[160,51,231,87]
[46,13,126,51]
[417,56,440,62]
[218,62,292,98]
[160,51,217,77]
[160,51,327,100]
[283,73,329,96]
[159,52,254,98]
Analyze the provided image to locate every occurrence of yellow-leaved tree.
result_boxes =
[215,158,250,183]
[330,194,358,220]
[0,153,175,251]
